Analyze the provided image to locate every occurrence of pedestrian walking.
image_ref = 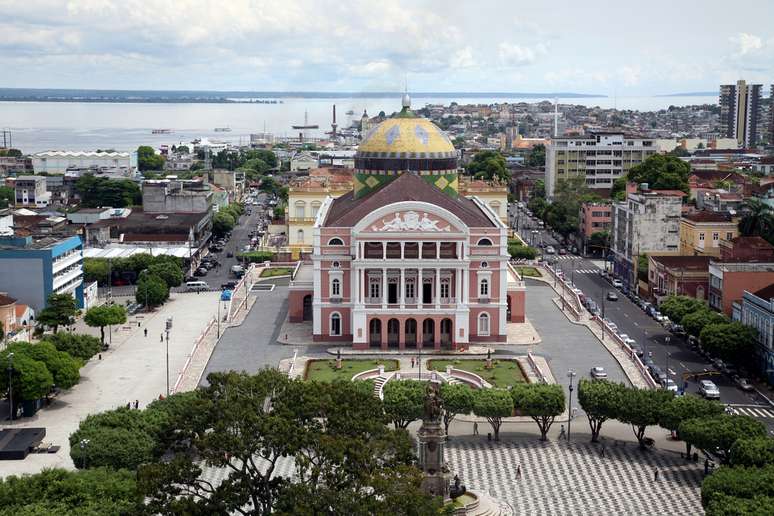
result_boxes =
[134,400,139,409]
[600,445,606,457]
[126,402,131,409]
[144,328,148,338]
[98,354,102,360]
[138,321,141,328]
[160,333,164,343]
[654,469,659,481]
[516,464,522,479]
[559,424,566,440]
[473,421,479,435]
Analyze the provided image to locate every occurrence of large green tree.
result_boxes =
[41,332,102,362]
[137,370,442,515]
[616,387,673,449]
[467,150,509,182]
[147,261,184,288]
[382,380,424,429]
[578,379,624,442]
[74,174,142,208]
[738,198,774,245]
[0,351,54,409]
[212,211,236,238]
[0,186,14,208]
[700,322,757,364]
[526,144,545,167]
[682,308,727,338]
[0,467,141,515]
[137,145,165,171]
[511,383,565,441]
[659,394,724,456]
[472,388,513,441]
[7,341,81,390]
[701,465,774,510]
[136,274,170,308]
[625,154,691,193]
[37,293,78,333]
[84,304,128,345]
[440,383,474,435]
[730,437,774,468]
[83,258,110,285]
[659,295,707,325]
[680,414,766,464]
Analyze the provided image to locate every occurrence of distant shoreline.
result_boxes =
[0,88,606,103]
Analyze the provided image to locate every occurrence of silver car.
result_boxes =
[590,366,608,380]
[699,380,720,399]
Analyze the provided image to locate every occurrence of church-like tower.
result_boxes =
[353,94,459,198]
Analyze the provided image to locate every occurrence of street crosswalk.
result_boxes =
[574,269,600,274]
[731,406,774,418]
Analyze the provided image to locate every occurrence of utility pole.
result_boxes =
[165,317,173,396]
[7,352,13,424]
[567,370,576,443]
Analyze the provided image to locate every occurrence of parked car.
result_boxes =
[193,267,208,277]
[662,379,678,392]
[699,380,721,399]
[649,366,668,384]
[558,248,567,255]
[185,280,210,291]
[606,291,619,301]
[545,246,556,255]
[590,366,608,380]
[612,279,623,288]
[226,251,234,258]
[221,281,238,290]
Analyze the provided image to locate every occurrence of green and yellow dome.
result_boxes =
[354,94,459,198]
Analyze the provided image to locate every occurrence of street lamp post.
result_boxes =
[165,317,173,397]
[567,369,577,443]
[7,352,13,424]
[79,438,90,469]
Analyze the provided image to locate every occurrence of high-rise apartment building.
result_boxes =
[545,131,656,199]
[719,79,762,148]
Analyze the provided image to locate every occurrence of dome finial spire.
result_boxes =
[401,76,410,109]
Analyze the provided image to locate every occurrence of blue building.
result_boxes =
[0,234,84,312]
[733,284,774,384]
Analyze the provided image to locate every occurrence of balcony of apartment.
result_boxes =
[288,216,318,224]
[53,265,83,291]
[52,250,82,274]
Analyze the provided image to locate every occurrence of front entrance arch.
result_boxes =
[369,319,381,347]
[405,318,417,347]
[387,318,400,347]
[440,318,452,348]
[422,319,435,346]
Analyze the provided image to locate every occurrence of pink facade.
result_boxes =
[579,202,612,239]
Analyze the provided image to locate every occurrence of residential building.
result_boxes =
[142,179,212,214]
[752,156,774,176]
[31,150,135,174]
[695,190,744,213]
[579,202,612,252]
[14,175,51,207]
[0,155,32,176]
[165,153,194,171]
[0,293,17,339]
[0,234,84,312]
[287,168,355,249]
[288,96,526,349]
[546,130,657,199]
[212,169,246,201]
[611,189,683,292]
[458,177,509,225]
[647,255,711,302]
[709,261,774,316]
[679,211,738,257]
[66,207,116,225]
[719,80,762,148]
[733,284,774,384]
[719,236,774,262]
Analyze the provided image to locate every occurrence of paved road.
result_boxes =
[199,281,308,386]
[523,279,630,406]
[510,203,774,428]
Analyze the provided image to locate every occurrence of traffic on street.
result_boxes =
[509,201,774,430]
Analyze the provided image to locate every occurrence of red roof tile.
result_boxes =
[682,211,733,223]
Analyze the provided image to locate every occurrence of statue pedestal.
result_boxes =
[335,358,342,369]
[485,358,493,369]
[418,418,452,501]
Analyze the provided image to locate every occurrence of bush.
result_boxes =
[239,251,275,263]
[701,465,774,508]
[41,332,102,361]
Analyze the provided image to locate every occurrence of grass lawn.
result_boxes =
[260,267,293,278]
[428,359,525,388]
[304,359,399,382]
[515,266,541,278]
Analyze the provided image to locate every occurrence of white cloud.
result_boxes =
[729,32,763,56]
[617,66,641,86]
[451,46,475,69]
[497,42,546,67]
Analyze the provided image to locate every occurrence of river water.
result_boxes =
[0,95,717,153]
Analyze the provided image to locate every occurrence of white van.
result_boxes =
[185,281,209,291]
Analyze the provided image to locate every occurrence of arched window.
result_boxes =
[296,229,304,242]
[294,201,306,219]
[331,278,341,297]
[479,278,489,297]
[330,312,341,336]
[478,313,490,336]
[481,261,489,268]
[477,238,493,246]
[311,201,322,217]
[332,261,340,268]
[328,237,344,246]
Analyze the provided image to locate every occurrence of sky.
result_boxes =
[1,0,773,95]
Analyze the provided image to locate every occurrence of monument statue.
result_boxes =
[418,380,452,501]
[423,381,443,422]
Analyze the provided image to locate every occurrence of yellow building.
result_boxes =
[458,177,508,224]
[679,211,739,257]
[287,167,354,250]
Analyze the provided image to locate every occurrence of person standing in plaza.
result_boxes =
[654,469,659,481]
[516,464,522,479]
[473,421,478,435]
[144,328,148,338]
[559,424,566,440]
[160,333,164,343]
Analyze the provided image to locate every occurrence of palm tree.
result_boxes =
[738,198,774,244]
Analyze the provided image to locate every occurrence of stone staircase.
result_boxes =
[372,375,388,398]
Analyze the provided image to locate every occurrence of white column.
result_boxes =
[382,242,387,260]
[381,268,387,307]
[456,241,461,259]
[401,241,405,260]
[435,267,441,308]
[418,241,423,259]
[455,267,461,305]
[400,268,405,308]
[463,268,470,304]
[354,265,359,304]
[436,241,441,259]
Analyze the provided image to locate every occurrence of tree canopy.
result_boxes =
[738,198,774,245]
[466,150,509,182]
[679,414,766,464]
[0,349,54,406]
[382,380,424,429]
[213,211,236,237]
[440,383,474,435]
[659,295,707,325]
[136,274,170,308]
[699,322,757,364]
[147,261,184,288]
[84,304,128,345]
[37,293,78,333]
[41,332,102,362]
[578,379,624,442]
[625,154,691,193]
[730,437,774,468]
[472,388,513,441]
[137,145,165,172]
[682,308,727,338]
[616,387,673,448]
[74,174,142,208]
[511,383,565,441]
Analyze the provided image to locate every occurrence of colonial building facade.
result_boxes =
[289,96,525,349]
